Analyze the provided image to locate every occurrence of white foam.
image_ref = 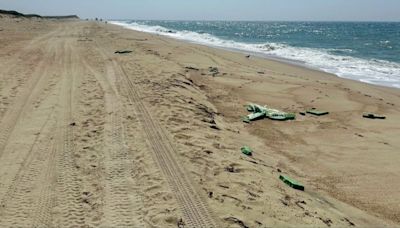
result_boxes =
[111,21,400,89]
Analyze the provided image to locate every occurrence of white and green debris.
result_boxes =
[243,103,295,123]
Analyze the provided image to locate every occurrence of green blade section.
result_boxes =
[279,175,304,191]
[241,146,253,156]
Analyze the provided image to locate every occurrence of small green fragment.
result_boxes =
[241,146,253,156]
[279,175,304,191]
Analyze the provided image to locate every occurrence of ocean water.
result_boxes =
[111,20,400,88]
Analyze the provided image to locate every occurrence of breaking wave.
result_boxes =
[111,21,400,88]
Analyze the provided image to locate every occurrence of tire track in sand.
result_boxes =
[51,40,85,228]
[0,26,70,227]
[84,58,145,227]
[0,109,57,227]
[106,56,218,227]
[0,30,62,158]
[0,36,68,228]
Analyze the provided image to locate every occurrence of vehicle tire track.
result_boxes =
[102,93,145,227]
[31,132,58,228]
[0,36,60,158]
[51,40,85,228]
[0,24,78,227]
[0,108,56,227]
[84,58,145,227]
[108,58,218,227]
[31,75,67,228]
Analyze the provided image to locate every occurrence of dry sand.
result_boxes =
[0,15,399,227]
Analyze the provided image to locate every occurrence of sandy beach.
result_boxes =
[0,14,400,227]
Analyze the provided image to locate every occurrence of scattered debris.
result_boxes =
[355,133,364,138]
[280,195,290,206]
[243,103,295,122]
[306,109,329,116]
[241,146,253,156]
[224,217,249,228]
[342,217,355,226]
[209,124,221,130]
[185,66,199,71]
[295,200,307,210]
[218,184,229,189]
[222,194,242,204]
[319,217,333,227]
[114,50,132,54]
[208,67,219,76]
[177,218,185,228]
[362,113,386,119]
[225,165,239,173]
[279,175,305,191]
[246,190,260,198]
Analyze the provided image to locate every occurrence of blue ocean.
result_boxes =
[111,20,400,88]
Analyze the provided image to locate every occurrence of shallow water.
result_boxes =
[111,20,400,88]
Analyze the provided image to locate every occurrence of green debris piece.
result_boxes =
[244,103,295,122]
[265,107,295,120]
[243,111,266,123]
[247,106,254,112]
[246,103,267,113]
[268,112,296,120]
[279,175,304,191]
[241,146,253,156]
[363,113,386,119]
[306,109,329,116]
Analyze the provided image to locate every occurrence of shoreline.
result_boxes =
[110,20,400,90]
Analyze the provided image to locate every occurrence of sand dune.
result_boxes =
[0,15,399,227]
